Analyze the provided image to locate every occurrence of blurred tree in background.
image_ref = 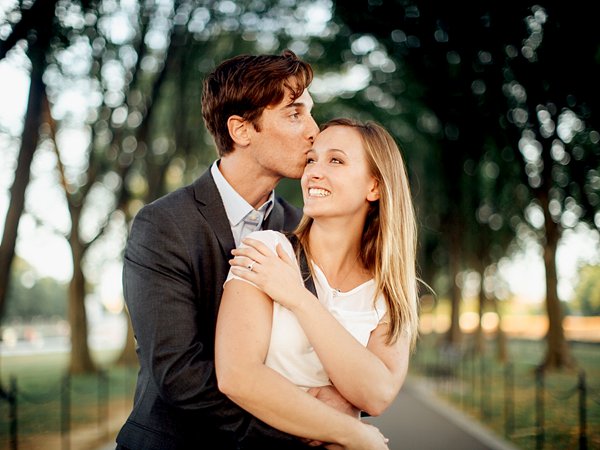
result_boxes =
[335,0,600,369]
[571,264,600,316]
[0,0,598,374]
[0,0,59,345]
[4,256,67,321]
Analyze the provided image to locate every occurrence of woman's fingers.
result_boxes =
[229,255,255,268]
[241,237,272,256]
[275,243,294,264]
[231,246,263,263]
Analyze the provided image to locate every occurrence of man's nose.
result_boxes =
[306,116,319,143]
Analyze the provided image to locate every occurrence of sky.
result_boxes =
[1,37,599,312]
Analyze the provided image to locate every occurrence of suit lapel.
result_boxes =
[193,167,289,250]
[193,169,235,254]
[263,199,283,231]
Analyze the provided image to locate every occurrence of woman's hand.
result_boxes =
[230,237,310,310]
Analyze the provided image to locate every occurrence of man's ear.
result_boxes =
[367,179,380,202]
[227,115,250,146]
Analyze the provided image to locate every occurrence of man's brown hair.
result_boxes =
[201,50,313,156]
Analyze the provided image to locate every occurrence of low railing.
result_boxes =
[411,336,600,450]
[0,367,136,450]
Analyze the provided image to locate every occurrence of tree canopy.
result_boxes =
[1,0,598,371]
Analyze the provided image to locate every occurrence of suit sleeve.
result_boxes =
[123,202,307,445]
[124,203,226,408]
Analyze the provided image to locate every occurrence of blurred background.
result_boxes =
[0,0,599,449]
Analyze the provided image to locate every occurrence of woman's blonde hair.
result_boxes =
[295,118,419,349]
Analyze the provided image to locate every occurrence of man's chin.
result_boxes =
[284,168,304,180]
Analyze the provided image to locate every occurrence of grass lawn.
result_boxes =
[412,334,600,450]
[0,349,137,450]
[1,335,599,449]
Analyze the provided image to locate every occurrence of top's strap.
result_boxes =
[286,233,317,297]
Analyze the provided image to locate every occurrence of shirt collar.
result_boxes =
[211,161,274,226]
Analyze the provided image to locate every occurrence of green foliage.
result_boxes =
[2,258,67,323]
[571,265,600,315]
[333,0,600,268]
[1,0,599,371]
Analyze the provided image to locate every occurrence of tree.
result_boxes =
[334,0,600,369]
[571,265,600,315]
[3,256,68,322]
[0,0,59,322]
[500,3,600,369]
[333,0,528,350]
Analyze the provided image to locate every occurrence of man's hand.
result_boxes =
[308,385,360,418]
[300,385,362,448]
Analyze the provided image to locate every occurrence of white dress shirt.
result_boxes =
[211,161,274,246]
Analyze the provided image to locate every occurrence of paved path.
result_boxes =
[97,377,520,450]
[364,379,520,450]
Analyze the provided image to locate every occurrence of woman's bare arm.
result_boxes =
[229,239,410,415]
[215,279,390,449]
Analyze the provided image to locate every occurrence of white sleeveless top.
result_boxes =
[225,230,387,389]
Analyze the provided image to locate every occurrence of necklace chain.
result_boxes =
[314,253,360,294]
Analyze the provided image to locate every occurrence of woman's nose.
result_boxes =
[305,162,323,179]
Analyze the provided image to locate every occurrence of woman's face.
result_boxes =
[301,125,379,220]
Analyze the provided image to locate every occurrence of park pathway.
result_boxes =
[364,378,520,450]
[96,376,520,450]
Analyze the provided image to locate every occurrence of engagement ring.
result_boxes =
[247,260,256,271]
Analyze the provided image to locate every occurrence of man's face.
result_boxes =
[248,88,319,180]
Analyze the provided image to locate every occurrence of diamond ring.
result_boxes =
[247,260,256,271]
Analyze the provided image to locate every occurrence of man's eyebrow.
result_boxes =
[285,99,313,109]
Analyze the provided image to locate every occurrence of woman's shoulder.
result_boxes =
[244,230,294,254]
[246,229,289,243]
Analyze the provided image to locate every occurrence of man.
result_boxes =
[116,50,337,449]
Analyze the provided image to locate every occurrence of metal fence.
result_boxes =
[0,367,136,450]
[411,337,600,450]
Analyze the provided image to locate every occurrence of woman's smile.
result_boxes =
[307,187,331,197]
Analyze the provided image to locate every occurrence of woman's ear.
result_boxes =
[227,115,250,147]
[367,179,380,202]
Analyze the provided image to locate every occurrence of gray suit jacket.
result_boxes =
[116,168,312,449]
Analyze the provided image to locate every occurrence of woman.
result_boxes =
[215,118,419,449]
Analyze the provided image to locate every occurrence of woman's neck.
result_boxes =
[308,221,369,291]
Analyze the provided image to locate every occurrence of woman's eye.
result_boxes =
[306,157,315,164]
[331,158,342,164]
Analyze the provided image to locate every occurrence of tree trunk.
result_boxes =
[0,49,45,318]
[473,290,485,355]
[492,298,508,363]
[473,258,487,355]
[68,206,96,374]
[444,221,462,347]
[115,30,180,365]
[540,211,575,370]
